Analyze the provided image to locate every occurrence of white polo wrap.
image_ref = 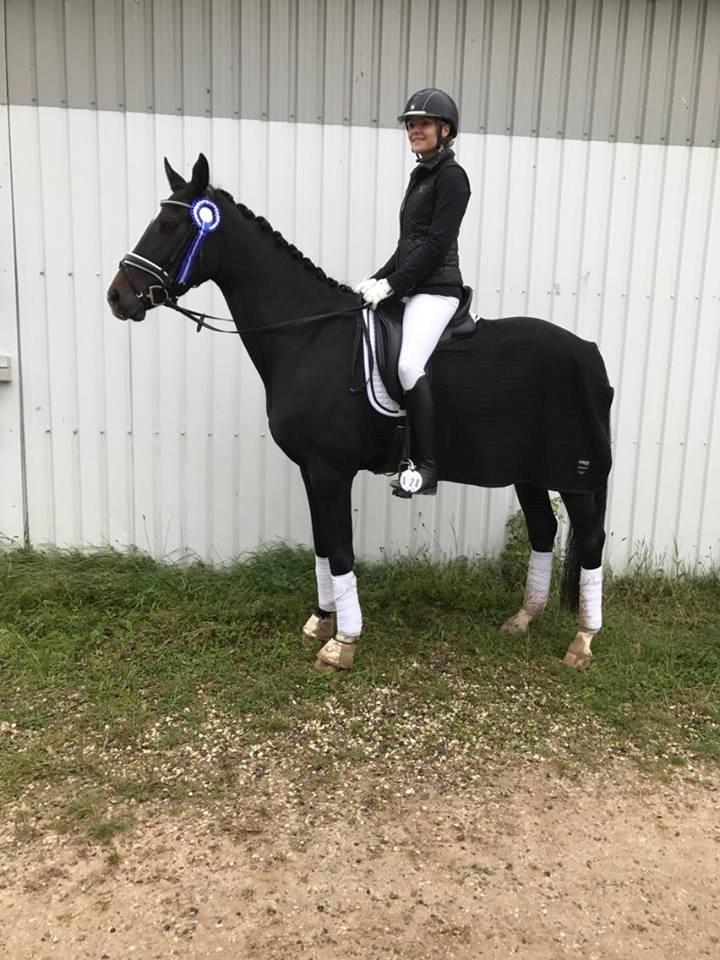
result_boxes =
[579,566,603,632]
[332,571,362,636]
[523,550,554,616]
[314,555,336,611]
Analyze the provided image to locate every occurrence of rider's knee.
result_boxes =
[398,361,421,393]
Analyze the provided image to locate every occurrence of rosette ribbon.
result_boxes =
[176,197,221,286]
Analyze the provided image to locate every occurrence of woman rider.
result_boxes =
[355,88,471,496]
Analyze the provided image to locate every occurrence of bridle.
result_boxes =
[118,191,364,335]
[119,193,220,311]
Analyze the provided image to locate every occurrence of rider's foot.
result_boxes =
[390,462,437,497]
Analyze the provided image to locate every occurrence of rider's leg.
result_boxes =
[396,294,459,495]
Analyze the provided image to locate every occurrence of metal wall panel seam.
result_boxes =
[670,145,716,559]
[674,0,707,147]
[26,105,57,544]
[580,0,603,141]
[648,144,694,556]
[612,140,656,566]
[569,142,594,335]
[624,143,667,560]
[693,145,720,564]
[1,0,29,545]
[586,135,620,559]
[658,0,682,146]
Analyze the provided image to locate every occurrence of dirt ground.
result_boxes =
[0,760,718,960]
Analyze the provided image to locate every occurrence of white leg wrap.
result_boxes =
[314,555,336,611]
[332,571,362,637]
[523,550,554,617]
[579,566,603,632]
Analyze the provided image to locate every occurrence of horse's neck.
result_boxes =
[214,215,356,384]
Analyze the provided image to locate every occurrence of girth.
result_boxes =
[372,285,477,404]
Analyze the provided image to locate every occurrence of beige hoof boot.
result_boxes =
[303,612,335,643]
[563,630,595,669]
[314,634,358,671]
[501,607,533,636]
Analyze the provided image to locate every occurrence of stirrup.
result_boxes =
[390,459,437,497]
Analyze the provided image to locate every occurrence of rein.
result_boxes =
[163,297,364,336]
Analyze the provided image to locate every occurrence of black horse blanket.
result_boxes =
[428,316,614,493]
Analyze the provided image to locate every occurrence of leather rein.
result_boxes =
[119,195,363,336]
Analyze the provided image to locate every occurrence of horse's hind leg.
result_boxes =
[559,490,605,669]
[300,462,360,671]
[501,484,557,636]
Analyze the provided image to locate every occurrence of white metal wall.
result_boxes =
[3,104,719,570]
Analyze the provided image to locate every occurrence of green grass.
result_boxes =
[0,541,718,838]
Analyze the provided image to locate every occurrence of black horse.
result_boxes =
[108,154,613,671]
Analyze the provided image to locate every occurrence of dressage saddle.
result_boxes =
[372,285,477,404]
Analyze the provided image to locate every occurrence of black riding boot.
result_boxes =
[393,375,438,497]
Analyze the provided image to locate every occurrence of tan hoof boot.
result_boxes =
[563,630,595,670]
[501,608,533,636]
[314,634,358,671]
[303,612,335,643]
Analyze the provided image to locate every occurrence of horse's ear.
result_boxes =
[189,153,210,195]
[164,157,186,193]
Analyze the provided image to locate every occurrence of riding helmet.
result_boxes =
[397,88,459,138]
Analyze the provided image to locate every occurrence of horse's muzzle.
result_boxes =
[106,271,147,322]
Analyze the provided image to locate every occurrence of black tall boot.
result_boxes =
[392,375,438,497]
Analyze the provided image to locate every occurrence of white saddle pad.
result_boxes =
[361,308,405,418]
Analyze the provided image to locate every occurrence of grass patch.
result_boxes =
[1,543,718,839]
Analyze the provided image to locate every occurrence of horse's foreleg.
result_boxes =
[300,466,336,643]
[301,463,359,670]
[502,484,557,636]
[560,491,605,669]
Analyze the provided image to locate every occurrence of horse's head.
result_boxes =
[107,153,221,321]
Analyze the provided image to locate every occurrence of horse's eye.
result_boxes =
[158,219,176,234]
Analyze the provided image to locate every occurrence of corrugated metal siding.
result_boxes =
[2,0,720,147]
[1,0,719,571]
[4,108,719,569]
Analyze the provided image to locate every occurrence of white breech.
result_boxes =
[397,293,460,392]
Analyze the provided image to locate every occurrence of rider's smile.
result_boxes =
[405,117,449,159]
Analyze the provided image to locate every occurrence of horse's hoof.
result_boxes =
[501,608,532,636]
[314,635,357,670]
[563,650,593,670]
[563,631,595,669]
[314,657,339,672]
[303,612,334,643]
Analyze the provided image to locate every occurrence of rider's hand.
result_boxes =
[361,278,393,309]
[353,277,375,296]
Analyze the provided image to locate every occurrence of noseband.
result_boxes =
[119,195,221,308]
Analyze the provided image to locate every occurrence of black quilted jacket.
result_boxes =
[373,148,471,298]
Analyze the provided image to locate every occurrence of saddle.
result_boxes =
[372,286,477,404]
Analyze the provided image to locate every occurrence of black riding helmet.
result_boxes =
[397,88,459,138]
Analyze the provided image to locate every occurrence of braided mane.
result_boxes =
[215,187,354,294]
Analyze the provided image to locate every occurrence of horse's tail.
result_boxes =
[560,480,608,612]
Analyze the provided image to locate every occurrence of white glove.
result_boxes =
[362,278,393,309]
[353,277,376,295]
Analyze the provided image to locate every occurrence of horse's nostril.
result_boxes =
[107,287,120,304]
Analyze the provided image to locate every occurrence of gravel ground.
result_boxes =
[1,755,719,960]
